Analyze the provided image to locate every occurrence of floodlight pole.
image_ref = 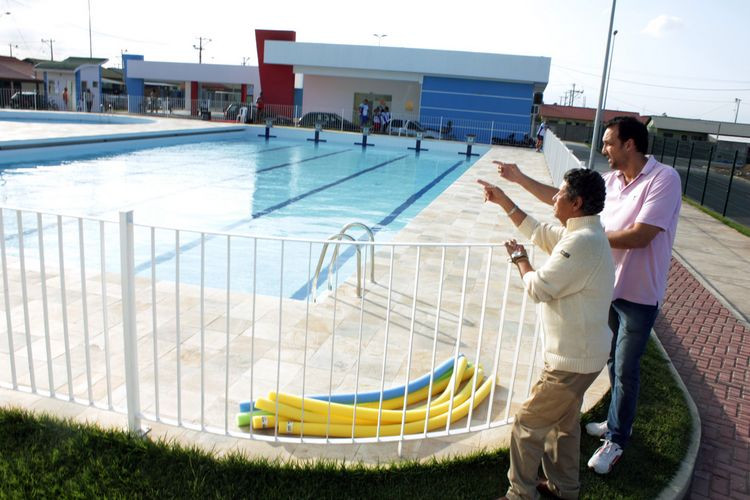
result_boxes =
[588,0,617,169]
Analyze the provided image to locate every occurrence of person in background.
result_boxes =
[255,92,265,122]
[494,115,682,475]
[373,106,382,133]
[359,99,369,127]
[381,106,391,134]
[62,87,69,110]
[535,121,547,152]
[479,167,614,500]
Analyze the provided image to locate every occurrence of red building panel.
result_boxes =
[255,30,296,107]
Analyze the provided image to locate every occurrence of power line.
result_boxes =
[553,63,750,91]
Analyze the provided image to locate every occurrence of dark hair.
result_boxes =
[563,168,606,216]
[604,116,648,154]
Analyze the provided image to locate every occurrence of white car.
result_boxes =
[386,119,442,139]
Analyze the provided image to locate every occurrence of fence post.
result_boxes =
[659,138,667,162]
[683,142,695,195]
[700,146,714,206]
[672,140,680,167]
[722,150,739,217]
[119,210,142,433]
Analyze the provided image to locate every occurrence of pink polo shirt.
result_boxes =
[600,156,682,306]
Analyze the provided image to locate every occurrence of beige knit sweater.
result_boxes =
[517,214,615,374]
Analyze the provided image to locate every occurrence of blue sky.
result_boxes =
[2,0,747,123]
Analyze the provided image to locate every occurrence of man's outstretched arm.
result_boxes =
[494,160,557,206]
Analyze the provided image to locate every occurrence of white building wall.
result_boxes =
[302,74,422,119]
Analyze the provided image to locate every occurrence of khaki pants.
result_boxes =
[505,367,600,500]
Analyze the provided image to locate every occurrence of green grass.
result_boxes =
[0,339,691,499]
[682,196,750,237]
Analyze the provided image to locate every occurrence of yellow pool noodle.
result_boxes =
[277,369,492,437]
[267,362,478,425]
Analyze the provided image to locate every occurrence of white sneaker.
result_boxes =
[587,439,623,474]
[585,420,609,438]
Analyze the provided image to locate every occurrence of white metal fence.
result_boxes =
[542,128,585,186]
[1,206,542,445]
[1,89,536,147]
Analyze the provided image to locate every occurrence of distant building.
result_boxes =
[262,37,550,140]
[30,57,108,111]
[0,55,42,107]
[647,115,750,142]
[538,104,648,143]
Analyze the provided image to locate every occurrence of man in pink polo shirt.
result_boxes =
[493,115,682,476]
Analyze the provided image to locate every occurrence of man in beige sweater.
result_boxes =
[478,167,615,500]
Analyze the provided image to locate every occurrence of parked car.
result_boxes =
[10,91,48,110]
[299,112,357,132]
[386,119,442,139]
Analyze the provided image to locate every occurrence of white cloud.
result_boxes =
[642,15,685,38]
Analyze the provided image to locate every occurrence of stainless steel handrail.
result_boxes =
[312,233,361,302]
[312,222,376,302]
[337,222,375,282]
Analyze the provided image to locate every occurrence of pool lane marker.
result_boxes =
[290,159,466,300]
[133,153,410,274]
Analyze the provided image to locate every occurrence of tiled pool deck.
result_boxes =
[0,116,610,463]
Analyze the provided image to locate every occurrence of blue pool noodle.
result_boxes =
[239,354,462,413]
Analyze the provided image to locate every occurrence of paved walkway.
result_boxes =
[654,201,750,499]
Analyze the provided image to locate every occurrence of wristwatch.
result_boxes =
[510,249,528,264]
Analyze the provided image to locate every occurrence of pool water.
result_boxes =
[0,135,478,298]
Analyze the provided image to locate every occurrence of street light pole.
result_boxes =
[735,98,742,123]
[373,34,387,46]
[602,29,618,114]
[87,0,93,58]
[587,0,617,169]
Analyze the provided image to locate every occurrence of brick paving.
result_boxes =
[654,258,750,499]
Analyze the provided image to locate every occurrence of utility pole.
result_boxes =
[41,38,55,61]
[565,84,584,106]
[193,37,211,64]
[735,98,742,123]
[9,43,18,57]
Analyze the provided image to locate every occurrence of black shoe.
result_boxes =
[536,480,563,499]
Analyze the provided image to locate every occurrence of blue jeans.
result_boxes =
[606,298,659,448]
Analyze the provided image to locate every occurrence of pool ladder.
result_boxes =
[312,222,376,302]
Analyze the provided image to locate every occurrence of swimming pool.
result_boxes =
[0,132,483,298]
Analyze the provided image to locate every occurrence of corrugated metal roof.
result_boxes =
[0,56,40,82]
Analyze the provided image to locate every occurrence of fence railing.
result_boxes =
[649,135,749,227]
[1,206,542,446]
[542,129,584,187]
[1,89,536,147]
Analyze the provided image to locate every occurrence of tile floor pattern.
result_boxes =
[654,258,750,499]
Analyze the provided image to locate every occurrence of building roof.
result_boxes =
[540,104,648,124]
[33,57,108,71]
[648,115,750,138]
[0,55,41,82]
[102,67,123,81]
[264,41,550,90]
